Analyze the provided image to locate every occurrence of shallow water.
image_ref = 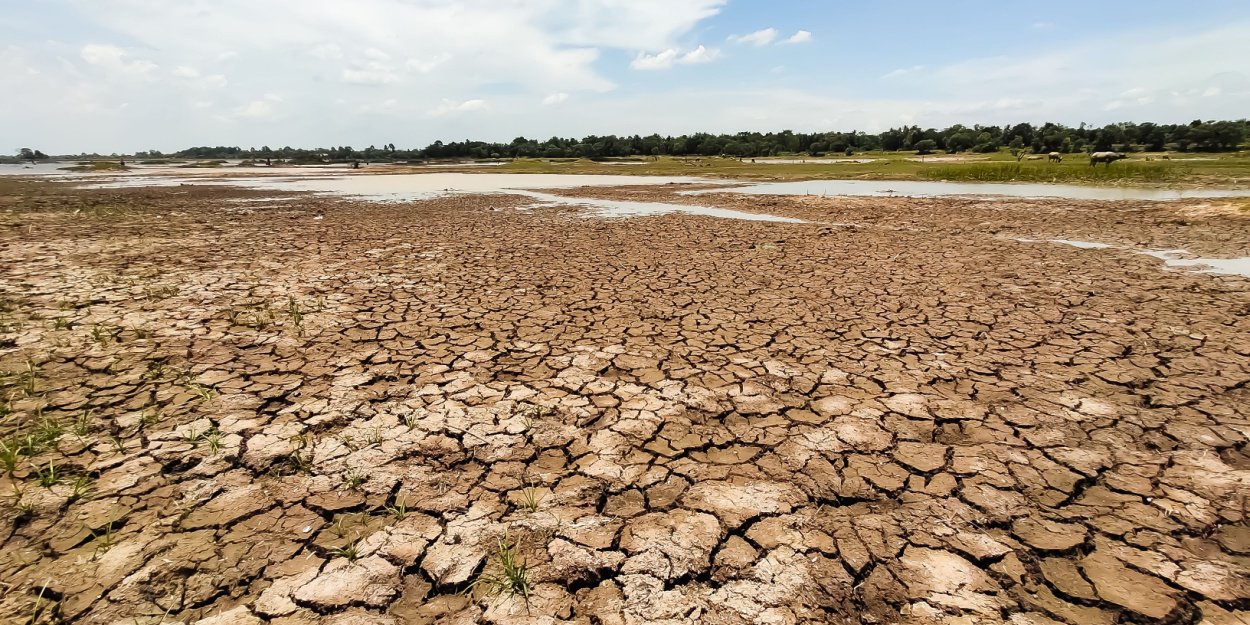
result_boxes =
[1142,250,1250,278]
[80,172,802,222]
[747,159,877,165]
[689,179,1250,201]
[0,163,77,176]
[1014,238,1113,249]
[1012,237,1250,278]
[515,191,804,223]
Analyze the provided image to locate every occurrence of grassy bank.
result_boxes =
[480,151,1250,187]
[920,161,1188,183]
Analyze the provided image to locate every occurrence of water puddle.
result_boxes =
[1141,250,1250,278]
[688,179,1250,201]
[745,158,877,165]
[514,191,804,223]
[79,172,799,222]
[1012,238,1112,249]
[1010,238,1250,278]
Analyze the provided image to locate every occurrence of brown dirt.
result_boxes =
[1,178,1248,625]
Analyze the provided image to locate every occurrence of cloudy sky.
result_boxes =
[3,0,1249,153]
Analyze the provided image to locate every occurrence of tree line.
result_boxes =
[137,119,1250,161]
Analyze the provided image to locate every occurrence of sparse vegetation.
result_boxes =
[68,475,94,503]
[342,468,367,491]
[330,539,360,562]
[36,461,60,487]
[384,495,408,520]
[922,161,1184,183]
[468,532,531,601]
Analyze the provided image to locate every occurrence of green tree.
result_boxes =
[914,139,938,155]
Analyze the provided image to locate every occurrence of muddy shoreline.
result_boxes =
[1,179,1248,624]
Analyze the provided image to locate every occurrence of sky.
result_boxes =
[2,0,1249,154]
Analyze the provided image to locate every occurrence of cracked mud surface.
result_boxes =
[1,178,1249,625]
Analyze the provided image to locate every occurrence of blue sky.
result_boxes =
[2,0,1249,153]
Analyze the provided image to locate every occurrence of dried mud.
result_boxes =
[1,178,1249,625]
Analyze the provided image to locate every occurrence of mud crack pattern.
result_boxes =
[1,179,1248,625]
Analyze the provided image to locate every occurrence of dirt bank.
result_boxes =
[1,179,1248,624]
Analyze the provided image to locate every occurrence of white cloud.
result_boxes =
[679,45,719,64]
[235,98,277,119]
[881,65,925,79]
[173,65,227,89]
[543,92,569,105]
[783,30,812,44]
[728,27,777,47]
[80,43,158,76]
[428,98,488,116]
[631,49,678,70]
[631,45,719,70]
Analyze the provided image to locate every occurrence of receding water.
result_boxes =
[0,163,78,176]
[688,179,1250,201]
[1011,237,1250,278]
[1142,250,1250,278]
[514,191,804,223]
[1013,238,1113,249]
[79,172,801,222]
[746,158,877,165]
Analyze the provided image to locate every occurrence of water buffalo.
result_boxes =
[1048,152,1062,163]
[1090,151,1127,166]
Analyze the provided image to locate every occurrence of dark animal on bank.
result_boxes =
[1048,152,1062,163]
[1089,151,1127,166]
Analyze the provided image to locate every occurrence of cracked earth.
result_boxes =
[1,178,1248,625]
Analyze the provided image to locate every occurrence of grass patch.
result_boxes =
[921,161,1186,183]
[468,532,532,601]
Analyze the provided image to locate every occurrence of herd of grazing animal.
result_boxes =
[1035,151,1132,165]
[1088,151,1128,166]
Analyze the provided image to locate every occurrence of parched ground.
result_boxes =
[1,178,1248,625]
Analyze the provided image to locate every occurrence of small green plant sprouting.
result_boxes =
[36,461,60,488]
[27,580,57,624]
[0,440,19,474]
[108,434,127,454]
[337,432,359,452]
[342,468,367,491]
[53,316,74,330]
[35,411,63,446]
[365,427,384,446]
[330,515,351,538]
[90,324,120,345]
[7,361,41,396]
[402,412,419,430]
[140,406,165,427]
[519,482,545,513]
[204,427,223,455]
[68,475,94,503]
[185,382,217,402]
[72,409,94,437]
[131,325,152,340]
[330,539,360,562]
[283,434,313,474]
[143,360,169,382]
[286,296,304,330]
[143,285,179,301]
[384,496,408,521]
[181,428,200,447]
[92,522,116,555]
[467,532,531,601]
